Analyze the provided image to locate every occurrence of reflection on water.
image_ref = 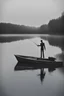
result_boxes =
[14,64,46,84]
[0,35,64,96]
[37,69,46,84]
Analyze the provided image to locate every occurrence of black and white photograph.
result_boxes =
[0,0,64,96]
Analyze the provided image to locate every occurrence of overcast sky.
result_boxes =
[0,0,64,27]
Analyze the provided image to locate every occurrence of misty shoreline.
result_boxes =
[0,34,64,37]
[0,34,64,51]
[0,14,64,35]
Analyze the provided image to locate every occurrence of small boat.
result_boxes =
[14,55,63,68]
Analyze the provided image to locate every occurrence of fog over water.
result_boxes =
[0,0,64,95]
[0,34,64,96]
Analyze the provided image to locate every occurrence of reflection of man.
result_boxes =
[40,69,45,83]
[38,40,46,58]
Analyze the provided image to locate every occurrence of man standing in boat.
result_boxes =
[37,40,46,58]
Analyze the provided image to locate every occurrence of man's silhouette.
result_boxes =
[38,40,46,58]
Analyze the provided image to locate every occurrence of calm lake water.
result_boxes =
[0,34,64,96]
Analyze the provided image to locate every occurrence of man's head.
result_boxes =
[41,40,43,42]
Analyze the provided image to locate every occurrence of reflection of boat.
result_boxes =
[14,55,63,68]
[14,63,39,71]
[48,68,56,72]
[14,64,46,83]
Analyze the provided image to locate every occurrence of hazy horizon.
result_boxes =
[0,0,64,27]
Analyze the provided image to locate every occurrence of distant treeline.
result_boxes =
[0,15,64,35]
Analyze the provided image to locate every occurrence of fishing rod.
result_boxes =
[32,41,38,46]
[29,40,46,50]
[29,40,38,46]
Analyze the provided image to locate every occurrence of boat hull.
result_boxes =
[14,55,63,68]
